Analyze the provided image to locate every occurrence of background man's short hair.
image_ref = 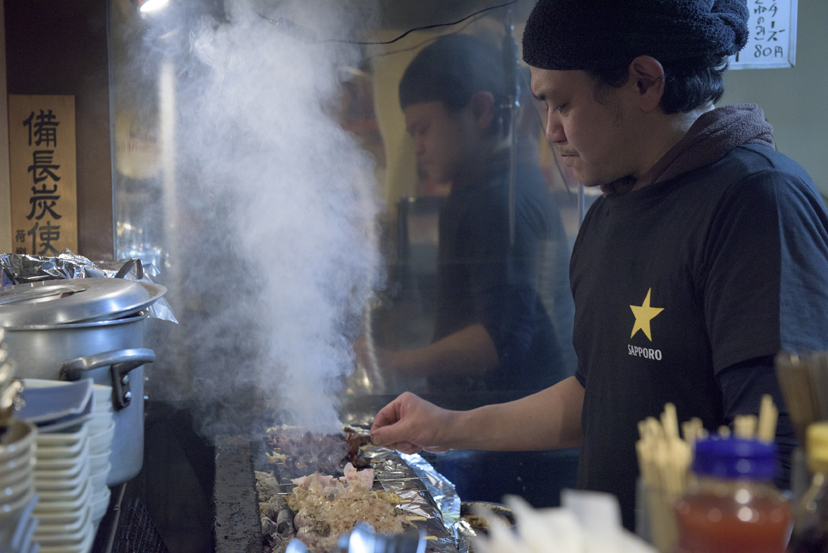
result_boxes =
[398,34,508,113]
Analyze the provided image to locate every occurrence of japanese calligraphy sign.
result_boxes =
[730,0,797,69]
[8,95,78,255]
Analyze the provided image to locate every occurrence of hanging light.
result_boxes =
[136,0,170,14]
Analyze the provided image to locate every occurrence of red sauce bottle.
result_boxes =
[788,422,828,553]
[673,437,793,553]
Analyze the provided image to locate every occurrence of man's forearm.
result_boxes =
[392,324,499,377]
[440,376,585,451]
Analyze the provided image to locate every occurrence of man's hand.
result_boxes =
[370,392,454,454]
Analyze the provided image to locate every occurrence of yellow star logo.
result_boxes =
[630,288,663,341]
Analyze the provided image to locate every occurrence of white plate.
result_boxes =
[17,380,93,426]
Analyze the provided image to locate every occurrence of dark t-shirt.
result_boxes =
[571,144,828,528]
[431,159,576,392]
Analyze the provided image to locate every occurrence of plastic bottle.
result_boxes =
[673,437,792,553]
[788,422,828,553]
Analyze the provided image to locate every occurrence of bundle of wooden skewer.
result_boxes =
[636,396,779,552]
[776,351,828,443]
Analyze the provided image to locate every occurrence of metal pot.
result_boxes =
[2,314,152,484]
[60,348,154,485]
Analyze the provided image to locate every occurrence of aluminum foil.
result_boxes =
[0,251,177,323]
[266,436,461,553]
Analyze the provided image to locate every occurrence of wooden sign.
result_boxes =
[7,95,78,255]
[730,0,798,70]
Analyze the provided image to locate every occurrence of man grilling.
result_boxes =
[369,0,828,530]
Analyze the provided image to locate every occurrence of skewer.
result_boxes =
[276,476,428,487]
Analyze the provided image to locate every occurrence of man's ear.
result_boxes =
[628,56,665,113]
[469,91,496,130]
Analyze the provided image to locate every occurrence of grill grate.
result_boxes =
[111,498,170,553]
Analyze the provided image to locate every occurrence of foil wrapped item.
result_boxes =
[0,250,177,323]
[259,430,460,553]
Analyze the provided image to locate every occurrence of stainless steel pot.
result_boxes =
[60,348,155,485]
[2,314,152,484]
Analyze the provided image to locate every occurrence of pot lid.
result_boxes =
[0,278,166,327]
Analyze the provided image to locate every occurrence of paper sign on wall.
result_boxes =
[7,95,78,255]
[730,0,798,69]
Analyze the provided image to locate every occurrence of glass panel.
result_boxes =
[110,0,590,507]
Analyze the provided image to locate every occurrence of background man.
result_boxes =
[369,0,828,529]
[356,33,578,505]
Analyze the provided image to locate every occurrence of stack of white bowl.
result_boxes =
[0,420,39,553]
[33,421,95,553]
[87,384,115,533]
[16,378,113,553]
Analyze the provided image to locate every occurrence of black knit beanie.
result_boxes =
[522,0,749,71]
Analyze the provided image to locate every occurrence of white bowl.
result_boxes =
[34,424,87,448]
[90,488,110,522]
[38,521,94,553]
[33,479,89,513]
[92,385,112,408]
[87,414,113,435]
[37,414,93,435]
[35,436,88,459]
[88,451,108,473]
[0,456,35,489]
[0,492,37,545]
[0,422,37,463]
[34,461,90,493]
[35,519,89,546]
[1,450,36,476]
[34,462,87,483]
[88,423,115,454]
[33,503,89,536]
[88,463,110,494]
[0,487,34,519]
[13,514,37,553]
[17,379,93,426]
[33,442,88,472]
[30,503,85,527]
[0,471,34,506]
[35,477,88,504]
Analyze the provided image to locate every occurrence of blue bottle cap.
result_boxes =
[692,437,777,481]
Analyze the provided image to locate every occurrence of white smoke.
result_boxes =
[132,0,383,435]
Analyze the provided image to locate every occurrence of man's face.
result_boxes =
[530,66,643,187]
[403,101,477,184]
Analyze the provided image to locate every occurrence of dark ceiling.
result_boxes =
[375,0,535,30]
